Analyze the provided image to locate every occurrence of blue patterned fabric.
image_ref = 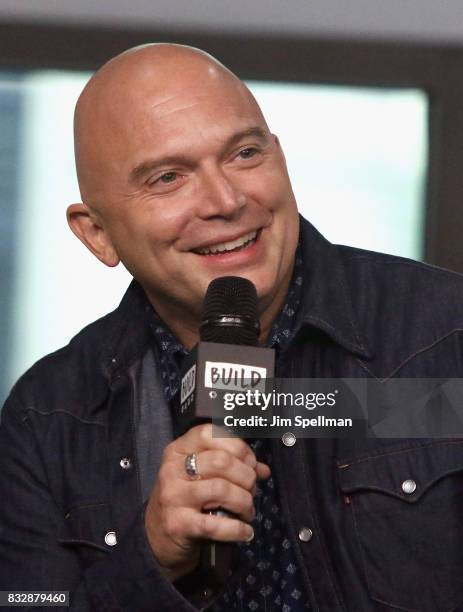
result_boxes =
[149,244,310,610]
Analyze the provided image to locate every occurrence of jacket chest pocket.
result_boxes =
[58,503,114,569]
[338,441,463,612]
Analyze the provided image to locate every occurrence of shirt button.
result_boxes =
[401,479,417,495]
[282,432,296,447]
[298,527,313,542]
[104,531,117,546]
[119,457,132,470]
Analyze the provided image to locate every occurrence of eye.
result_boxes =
[238,147,258,160]
[147,169,186,194]
[159,171,177,183]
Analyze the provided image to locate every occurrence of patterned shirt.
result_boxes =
[148,244,310,610]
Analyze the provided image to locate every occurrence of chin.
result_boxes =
[251,277,279,307]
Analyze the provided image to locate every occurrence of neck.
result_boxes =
[257,283,291,346]
[147,298,200,349]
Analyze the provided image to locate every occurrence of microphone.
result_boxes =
[174,276,275,585]
[200,275,261,345]
[176,276,275,434]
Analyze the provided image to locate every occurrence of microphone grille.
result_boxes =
[200,276,260,346]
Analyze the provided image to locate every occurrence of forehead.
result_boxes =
[76,55,268,193]
[113,81,266,164]
[130,78,262,134]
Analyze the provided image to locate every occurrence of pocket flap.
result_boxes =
[337,440,463,502]
[58,503,112,552]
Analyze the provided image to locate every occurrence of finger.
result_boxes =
[191,449,257,491]
[190,478,255,523]
[162,504,254,542]
[159,474,255,522]
[190,510,254,543]
[174,423,257,466]
[256,461,271,480]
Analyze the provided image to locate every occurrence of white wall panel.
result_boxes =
[0,0,462,44]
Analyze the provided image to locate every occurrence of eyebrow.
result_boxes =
[129,126,269,185]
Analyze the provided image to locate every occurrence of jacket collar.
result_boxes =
[99,280,154,383]
[297,216,371,359]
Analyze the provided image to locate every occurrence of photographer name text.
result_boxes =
[223,414,353,429]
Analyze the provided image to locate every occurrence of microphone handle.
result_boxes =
[199,510,239,586]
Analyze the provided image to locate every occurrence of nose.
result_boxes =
[198,164,246,219]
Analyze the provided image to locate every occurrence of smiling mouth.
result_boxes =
[193,230,258,255]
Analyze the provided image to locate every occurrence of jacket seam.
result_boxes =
[302,315,368,357]
[8,398,68,517]
[355,327,463,380]
[22,407,106,426]
[344,252,463,279]
[127,359,143,508]
[337,438,463,467]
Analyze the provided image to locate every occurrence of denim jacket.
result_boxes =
[2,217,463,612]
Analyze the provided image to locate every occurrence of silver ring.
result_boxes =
[185,453,200,479]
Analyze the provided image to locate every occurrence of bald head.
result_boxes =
[68,42,299,346]
[74,43,265,206]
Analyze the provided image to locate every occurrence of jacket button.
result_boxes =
[401,479,417,495]
[281,432,296,447]
[104,531,117,546]
[119,457,132,470]
[298,527,313,542]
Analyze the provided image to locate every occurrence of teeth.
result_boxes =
[196,231,257,255]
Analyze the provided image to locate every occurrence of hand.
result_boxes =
[144,423,271,581]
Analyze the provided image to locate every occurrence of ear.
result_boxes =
[272,133,289,166]
[66,203,120,267]
[272,133,283,153]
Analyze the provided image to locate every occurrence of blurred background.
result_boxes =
[1,1,463,404]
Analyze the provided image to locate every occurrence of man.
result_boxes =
[1,43,463,612]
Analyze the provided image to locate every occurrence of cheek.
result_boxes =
[113,203,188,250]
[146,194,197,240]
[253,172,294,212]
